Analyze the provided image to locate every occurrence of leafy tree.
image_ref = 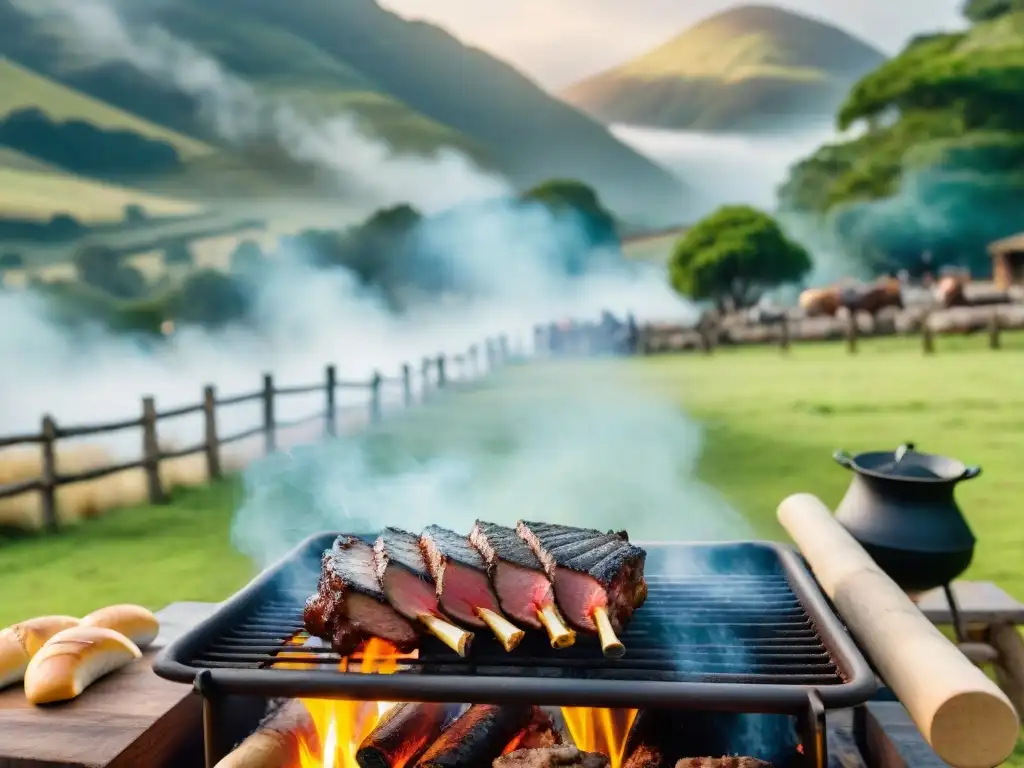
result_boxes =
[962,0,1024,21]
[163,241,195,267]
[73,244,125,292]
[174,269,250,328]
[0,252,23,270]
[106,264,149,300]
[668,206,812,309]
[522,179,618,257]
[123,204,148,224]
[229,239,266,274]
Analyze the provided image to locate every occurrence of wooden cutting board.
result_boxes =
[0,602,217,768]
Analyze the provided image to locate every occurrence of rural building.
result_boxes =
[988,232,1024,289]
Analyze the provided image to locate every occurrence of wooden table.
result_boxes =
[0,602,218,768]
[915,580,1024,717]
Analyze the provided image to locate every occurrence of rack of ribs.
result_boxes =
[420,525,526,651]
[470,520,576,648]
[374,527,474,656]
[303,535,419,656]
[515,521,647,658]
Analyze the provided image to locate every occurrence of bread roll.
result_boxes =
[0,615,80,690]
[81,604,160,649]
[24,626,141,705]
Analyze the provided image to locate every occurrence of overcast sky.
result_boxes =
[380,0,966,90]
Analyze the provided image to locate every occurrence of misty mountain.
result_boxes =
[560,4,886,134]
[0,0,685,220]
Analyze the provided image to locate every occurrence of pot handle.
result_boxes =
[833,450,855,469]
[960,466,982,480]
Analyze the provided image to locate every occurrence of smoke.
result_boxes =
[20,0,508,212]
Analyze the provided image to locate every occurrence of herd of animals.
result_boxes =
[797,274,972,318]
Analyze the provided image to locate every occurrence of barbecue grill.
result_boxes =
[154,535,876,768]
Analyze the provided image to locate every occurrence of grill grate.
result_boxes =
[154,535,875,710]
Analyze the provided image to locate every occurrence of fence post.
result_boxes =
[437,354,447,388]
[141,396,166,504]
[370,371,382,423]
[779,317,790,353]
[262,373,276,455]
[921,318,935,355]
[203,385,221,480]
[402,363,412,407]
[845,312,858,354]
[989,313,1001,350]
[39,415,58,533]
[325,365,337,438]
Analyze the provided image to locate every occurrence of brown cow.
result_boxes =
[934,275,967,308]
[799,287,841,317]
[845,277,903,315]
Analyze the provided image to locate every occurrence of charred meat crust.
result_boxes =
[376,528,433,581]
[421,524,490,573]
[622,744,663,768]
[415,704,535,768]
[675,761,773,768]
[471,520,546,573]
[516,521,646,587]
[494,746,610,767]
[323,535,388,601]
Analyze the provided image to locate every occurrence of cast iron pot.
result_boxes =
[832,443,980,593]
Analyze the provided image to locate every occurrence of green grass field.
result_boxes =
[1,333,1021,758]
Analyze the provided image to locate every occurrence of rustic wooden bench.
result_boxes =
[914,581,1024,718]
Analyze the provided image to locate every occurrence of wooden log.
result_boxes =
[777,494,1019,768]
[39,414,58,532]
[214,700,318,768]
[203,385,221,479]
[141,396,165,504]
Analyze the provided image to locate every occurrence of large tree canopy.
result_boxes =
[668,205,811,309]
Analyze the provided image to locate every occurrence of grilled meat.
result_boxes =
[623,745,663,768]
[375,528,446,622]
[494,746,609,768]
[415,704,535,768]
[470,521,556,628]
[515,522,647,632]
[304,536,418,655]
[503,707,563,753]
[675,761,772,768]
[420,525,506,628]
[356,703,458,768]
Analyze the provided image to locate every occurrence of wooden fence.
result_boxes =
[0,335,511,533]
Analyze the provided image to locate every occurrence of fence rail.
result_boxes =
[0,335,512,533]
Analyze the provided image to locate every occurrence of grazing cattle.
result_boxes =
[934,275,967,308]
[799,287,842,317]
[845,278,903,315]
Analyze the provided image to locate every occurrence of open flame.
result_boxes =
[274,636,636,768]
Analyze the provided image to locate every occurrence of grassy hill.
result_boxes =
[560,4,885,134]
[0,0,685,221]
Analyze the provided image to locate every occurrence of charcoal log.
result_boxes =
[357,703,458,768]
[415,704,534,768]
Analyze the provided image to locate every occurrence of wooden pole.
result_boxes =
[845,311,858,354]
[401,363,412,407]
[262,373,275,456]
[922,319,935,355]
[779,317,790,353]
[989,313,1001,350]
[777,494,1019,767]
[39,415,58,533]
[203,386,221,480]
[325,365,337,438]
[436,354,447,388]
[141,396,165,504]
[369,371,382,423]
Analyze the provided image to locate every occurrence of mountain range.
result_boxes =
[560,4,886,134]
[0,0,686,222]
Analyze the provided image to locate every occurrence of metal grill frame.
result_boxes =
[155,534,875,710]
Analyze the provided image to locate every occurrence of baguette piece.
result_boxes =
[24,626,141,704]
[0,615,80,690]
[81,604,160,649]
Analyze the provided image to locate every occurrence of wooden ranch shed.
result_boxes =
[988,232,1024,289]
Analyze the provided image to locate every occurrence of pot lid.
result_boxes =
[845,447,976,482]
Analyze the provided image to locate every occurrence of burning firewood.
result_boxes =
[374,528,476,656]
[622,711,788,768]
[214,700,318,768]
[420,526,526,651]
[515,521,648,658]
[493,745,609,767]
[470,520,576,648]
[622,744,662,768]
[415,704,535,767]
[356,702,459,768]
